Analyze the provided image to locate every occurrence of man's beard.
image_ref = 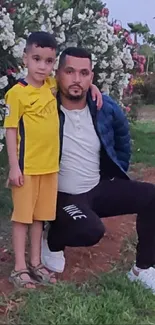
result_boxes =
[66,92,85,101]
[63,85,86,101]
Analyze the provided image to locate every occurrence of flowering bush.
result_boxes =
[131,73,155,105]
[0,0,135,151]
[132,53,146,74]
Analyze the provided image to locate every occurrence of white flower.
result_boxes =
[78,13,87,20]
[94,42,108,54]
[29,10,35,16]
[56,31,66,44]
[107,34,114,46]
[14,68,28,80]
[38,14,45,24]
[122,49,134,69]
[0,76,8,89]
[2,7,6,13]
[99,60,109,69]
[98,72,107,82]
[101,84,110,95]
[89,9,94,17]
[0,128,5,140]
[0,143,4,152]
[91,53,97,69]
[0,99,5,106]
[111,57,123,70]
[37,0,44,5]
[55,15,61,27]
[24,29,29,36]
[0,11,15,49]
[107,25,114,34]
[45,0,54,5]
[12,38,26,58]
[41,24,47,31]
[62,9,73,23]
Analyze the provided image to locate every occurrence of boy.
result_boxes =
[4,31,102,288]
[4,32,59,288]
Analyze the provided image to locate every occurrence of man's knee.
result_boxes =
[85,221,105,246]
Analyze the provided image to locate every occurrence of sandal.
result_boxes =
[9,269,36,289]
[28,263,57,285]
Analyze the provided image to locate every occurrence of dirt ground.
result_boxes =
[1,165,155,295]
[138,105,155,121]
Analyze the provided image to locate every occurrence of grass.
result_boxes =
[1,120,155,325]
[131,120,155,166]
[1,274,155,325]
[0,143,12,218]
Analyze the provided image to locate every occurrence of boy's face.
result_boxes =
[23,44,56,83]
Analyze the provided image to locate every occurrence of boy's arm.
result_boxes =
[90,84,103,110]
[4,88,24,187]
[6,128,23,187]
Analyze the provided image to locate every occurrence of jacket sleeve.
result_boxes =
[111,99,131,172]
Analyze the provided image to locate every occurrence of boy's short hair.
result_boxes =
[58,47,92,69]
[26,31,57,52]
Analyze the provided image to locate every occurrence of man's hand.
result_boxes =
[8,165,24,187]
[90,84,103,110]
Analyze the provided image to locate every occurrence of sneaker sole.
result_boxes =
[41,256,65,274]
[127,271,155,294]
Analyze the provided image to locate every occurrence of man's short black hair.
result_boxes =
[26,31,57,52]
[58,47,92,68]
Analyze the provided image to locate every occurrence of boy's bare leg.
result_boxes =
[29,221,42,266]
[30,221,56,283]
[13,221,28,270]
[12,221,36,288]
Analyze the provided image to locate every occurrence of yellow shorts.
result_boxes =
[11,173,58,224]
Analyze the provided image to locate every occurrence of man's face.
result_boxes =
[56,55,94,100]
[23,44,56,83]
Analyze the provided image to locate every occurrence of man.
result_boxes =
[42,47,155,293]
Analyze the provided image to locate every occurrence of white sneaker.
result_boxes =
[128,266,155,293]
[41,237,65,273]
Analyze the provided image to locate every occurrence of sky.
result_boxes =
[105,0,155,34]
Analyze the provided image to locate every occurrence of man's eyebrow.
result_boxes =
[64,67,89,71]
[64,66,74,69]
[81,68,89,71]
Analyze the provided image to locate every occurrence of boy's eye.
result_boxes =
[34,57,40,62]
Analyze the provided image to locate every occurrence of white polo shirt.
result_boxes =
[58,105,101,194]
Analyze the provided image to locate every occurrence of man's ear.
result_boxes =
[91,71,94,83]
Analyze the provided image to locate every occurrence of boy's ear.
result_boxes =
[23,52,27,67]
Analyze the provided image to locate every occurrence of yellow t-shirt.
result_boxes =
[4,77,59,175]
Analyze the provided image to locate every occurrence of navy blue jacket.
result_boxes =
[58,91,131,180]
